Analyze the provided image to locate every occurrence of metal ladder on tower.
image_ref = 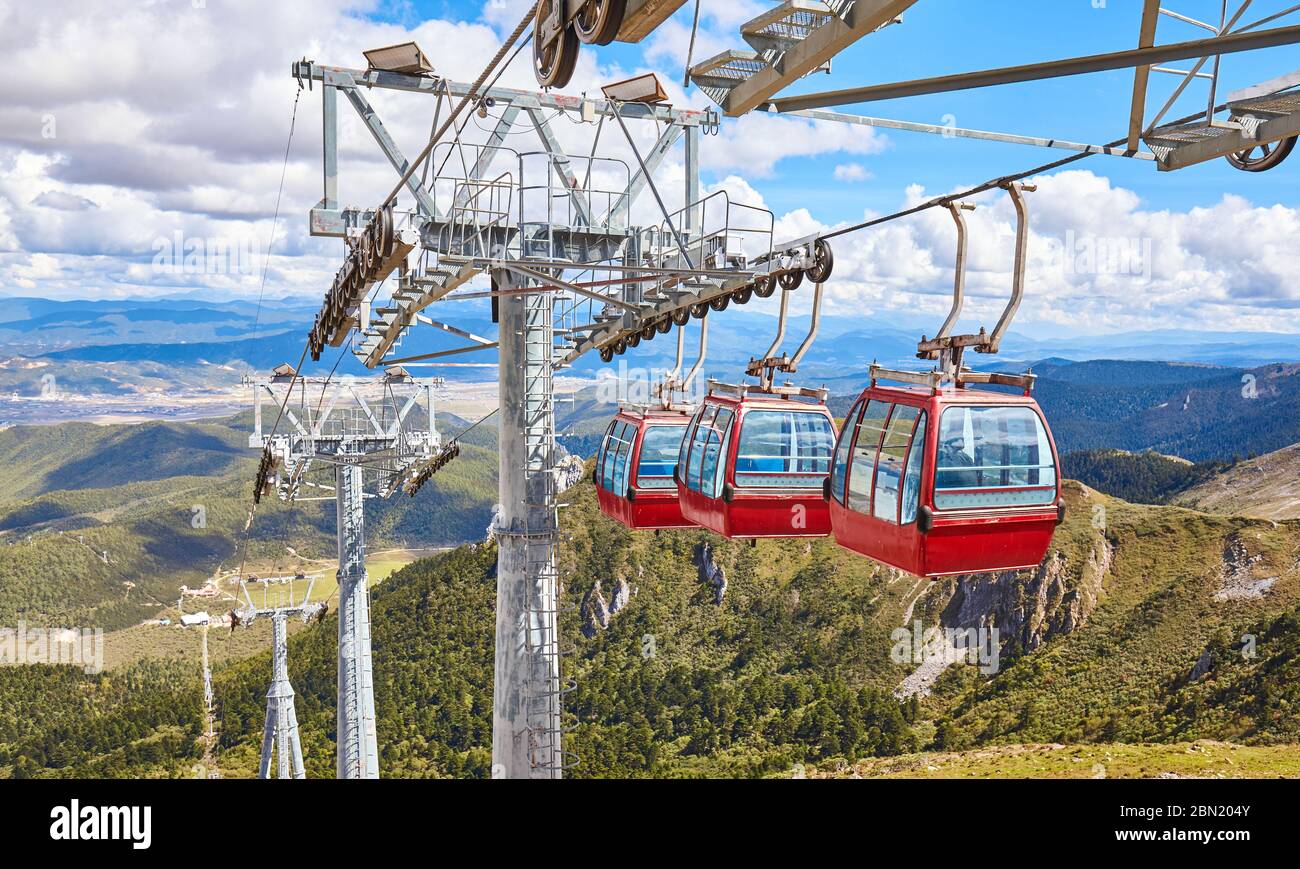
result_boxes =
[518,292,576,776]
[355,259,486,366]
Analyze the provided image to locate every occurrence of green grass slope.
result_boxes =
[0,416,497,632]
[5,455,1300,778]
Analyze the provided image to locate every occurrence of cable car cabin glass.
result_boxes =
[594,413,694,531]
[678,396,836,539]
[636,426,684,489]
[681,405,734,499]
[828,387,1062,578]
[934,406,1057,509]
[597,420,635,496]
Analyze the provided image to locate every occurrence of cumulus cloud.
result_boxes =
[0,1,1295,336]
[754,169,1300,333]
[32,191,98,212]
[833,163,871,183]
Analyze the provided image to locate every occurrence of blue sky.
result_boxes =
[401,0,1300,222]
[1,0,1299,337]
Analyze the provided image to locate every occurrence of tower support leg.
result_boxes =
[492,268,564,780]
[336,463,379,779]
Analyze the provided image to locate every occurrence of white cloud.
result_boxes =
[760,170,1300,333]
[0,1,1295,338]
[833,163,871,183]
[641,1,769,70]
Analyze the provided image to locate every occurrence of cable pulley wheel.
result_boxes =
[641,321,658,340]
[655,316,673,334]
[689,302,709,319]
[627,331,641,348]
[379,205,394,258]
[708,294,730,312]
[573,0,626,46]
[732,285,754,305]
[534,1,580,89]
[671,307,691,326]
[367,221,381,272]
[753,275,776,298]
[778,269,803,291]
[805,239,834,283]
[614,337,629,355]
[1226,135,1297,172]
[600,345,615,363]
[359,233,375,278]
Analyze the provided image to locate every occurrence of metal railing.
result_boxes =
[643,189,775,276]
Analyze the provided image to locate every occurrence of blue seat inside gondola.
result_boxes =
[735,456,785,472]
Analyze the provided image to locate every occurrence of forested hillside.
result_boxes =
[1028,361,1300,461]
[0,414,498,631]
[7,465,1300,778]
[208,472,1300,778]
[1061,449,1233,505]
[0,660,203,778]
[822,360,1300,467]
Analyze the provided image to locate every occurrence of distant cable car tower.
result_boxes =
[179,598,222,779]
[247,365,443,779]
[231,576,326,780]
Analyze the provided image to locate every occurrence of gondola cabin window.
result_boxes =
[934,405,1057,509]
[830,399,865,505]
[841,402,927,524]
[682,406,712,493]
[598,420,636,496]
[636,426,686,489]
[680,406,735,498]
[847,400,891,511]
[734,410,834,488]
[872,406,924,524]
[900,413,926,524]
[699,408,734,497]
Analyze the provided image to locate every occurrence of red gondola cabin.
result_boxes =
[827,384,1062,577]
[676,389,838,539]
[595,408,695,530]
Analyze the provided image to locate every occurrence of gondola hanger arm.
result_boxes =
[786,281,824,374]
[984,181,1036,354]
[933,201,976,346]
[682,317,709,396]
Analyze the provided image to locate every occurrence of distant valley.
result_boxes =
[3,294,1299,429]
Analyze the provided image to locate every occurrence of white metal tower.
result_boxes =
[248,366,443,778]
[260,610,307,779]
[231,580,324,779]
[493,269,566,777]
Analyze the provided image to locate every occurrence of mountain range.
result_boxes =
[4,296,1299,398]
[4,295,1300,778]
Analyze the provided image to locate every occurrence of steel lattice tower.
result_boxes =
[230,584,324,779]
[259,610,307,779]
[335,462,379,778]
[248,368,442,779]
